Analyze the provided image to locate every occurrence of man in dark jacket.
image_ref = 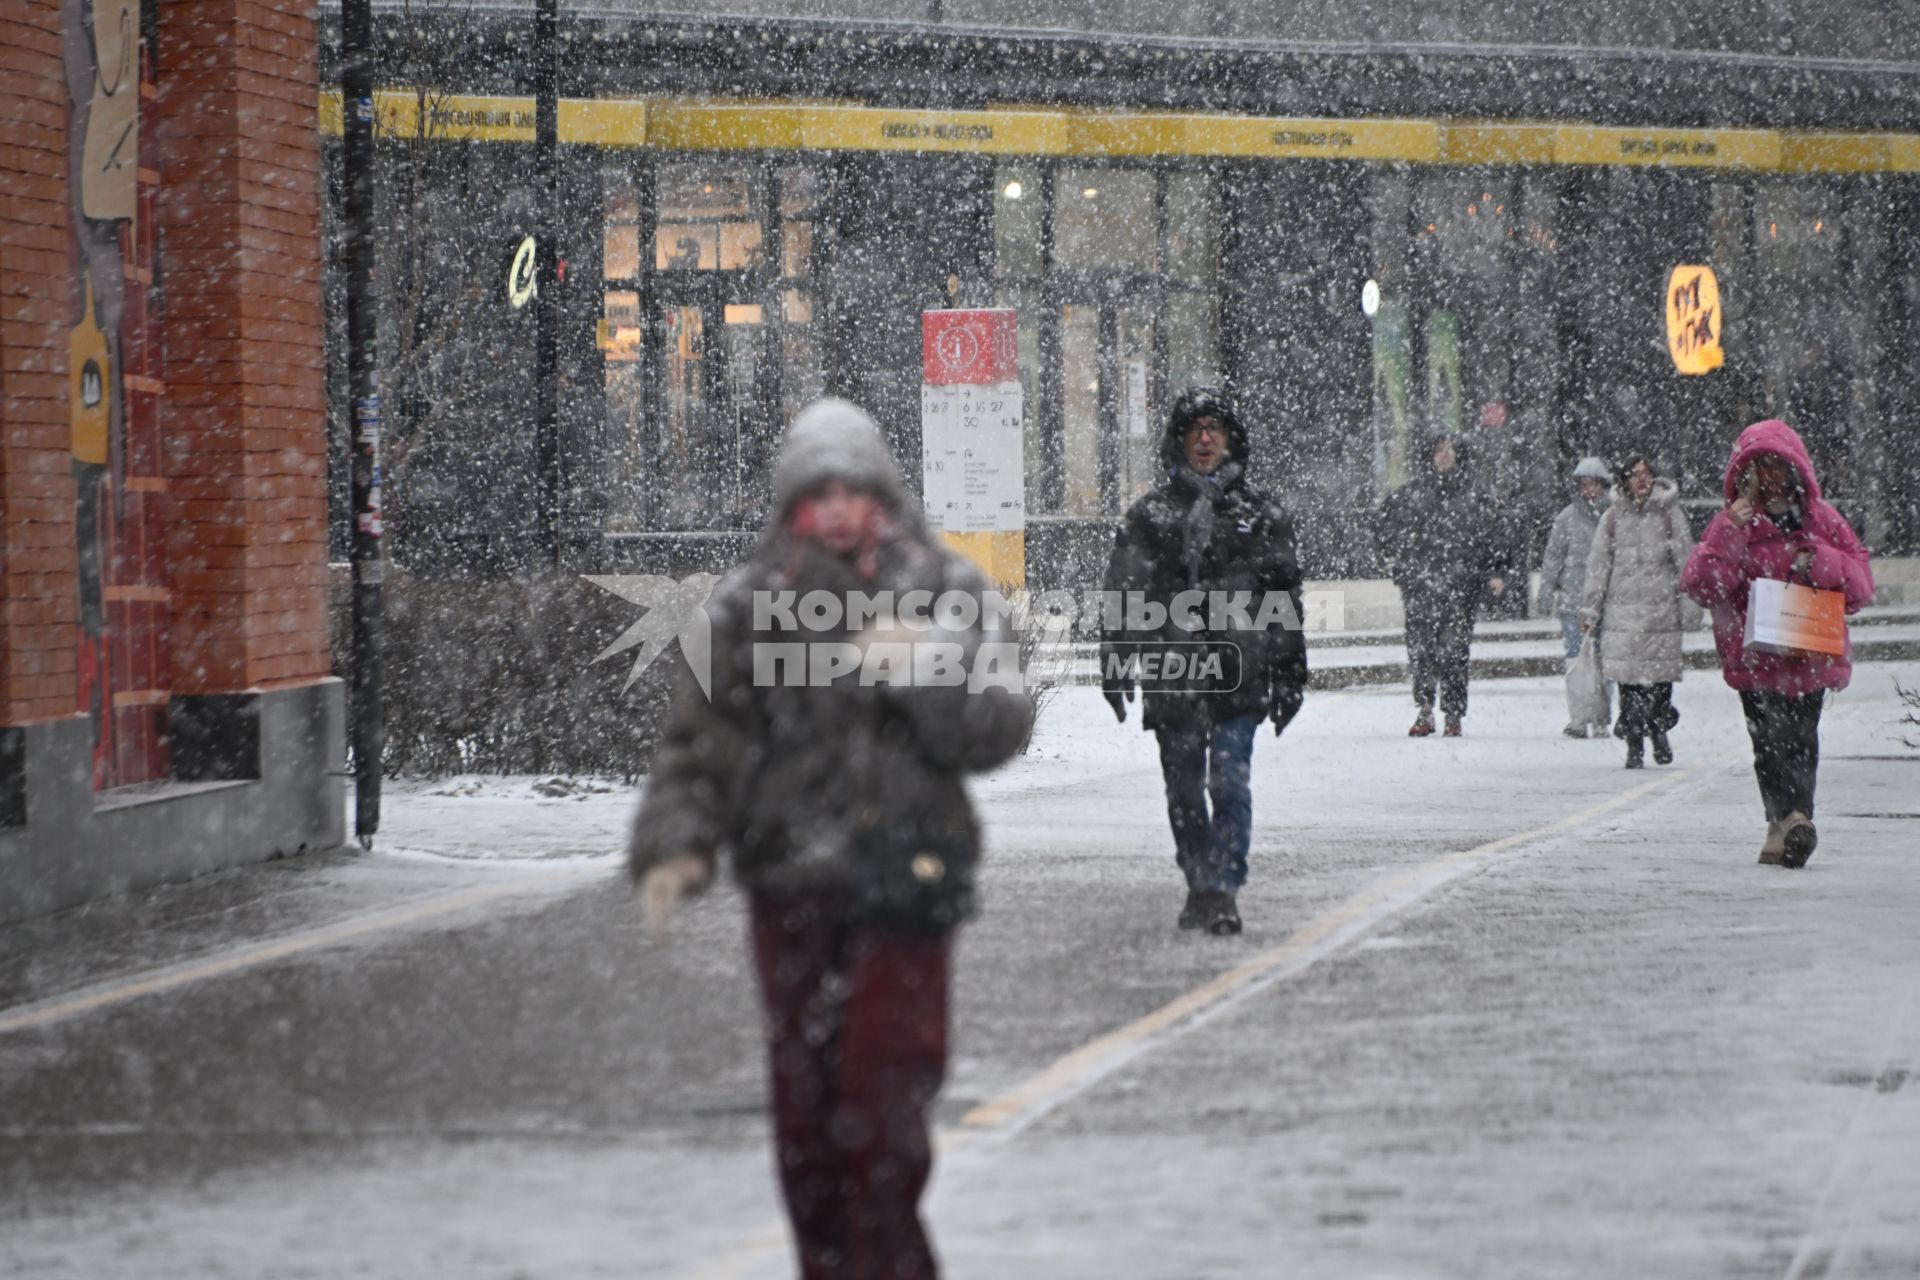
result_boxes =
[1377,433,1507,736]
[1101,388,1308,936]
[631,398,1032,1280]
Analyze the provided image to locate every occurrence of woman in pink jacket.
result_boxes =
[1680,420,1874,868]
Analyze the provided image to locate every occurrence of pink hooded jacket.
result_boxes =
[1679,419,1874,694]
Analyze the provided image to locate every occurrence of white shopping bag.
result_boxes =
[1743,578,1846,658]
[1566,634,1608,726]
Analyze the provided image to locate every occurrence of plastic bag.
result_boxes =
[1566,634,1608,726]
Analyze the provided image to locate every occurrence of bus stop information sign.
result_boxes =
[921,308,1025,586]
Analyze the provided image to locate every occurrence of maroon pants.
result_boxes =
[749,889,952,1280]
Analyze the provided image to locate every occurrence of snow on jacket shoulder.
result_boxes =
[1680,419,1875,695]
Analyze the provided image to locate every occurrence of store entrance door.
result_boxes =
[1057,291,1160,516]
[647,273,775,531]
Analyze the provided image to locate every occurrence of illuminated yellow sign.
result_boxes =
[1666,265,1723,375]
[507,235,537,310]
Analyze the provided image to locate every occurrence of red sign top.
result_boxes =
[922,308,1018,386]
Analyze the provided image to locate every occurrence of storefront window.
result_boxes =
[777,165,827,424]
[655,162,764,271]
[602,165,646,531]
[1166,291,1220,392]
[995,163,1044,279]
[1164,171,1218,284]
[1054,168,1157,274]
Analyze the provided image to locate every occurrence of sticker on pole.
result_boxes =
[921,309,1023,534]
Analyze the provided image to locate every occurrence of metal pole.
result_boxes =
[341,0,384,846]
[534,0,561,565]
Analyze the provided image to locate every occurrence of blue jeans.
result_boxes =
[1154,714,1258,894]
[1558,611,1583,660]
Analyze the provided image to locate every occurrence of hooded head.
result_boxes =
[1161,387,1249,472]
[1723,419,1822,505]
[762,398,928,576]
[1571,456,1610,483]
[771,398,911,519]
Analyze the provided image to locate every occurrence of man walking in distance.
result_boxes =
[1101,388,1308,936]
[1378,433,1507,737]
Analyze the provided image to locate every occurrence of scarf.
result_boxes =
[1170,460,1243,588]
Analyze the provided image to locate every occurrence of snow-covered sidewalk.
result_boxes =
[4,665,1917,1280]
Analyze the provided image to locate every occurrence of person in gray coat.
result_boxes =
[1538,456,1613,736]
[1580,454,1694,769]
[630,398,1032,1280]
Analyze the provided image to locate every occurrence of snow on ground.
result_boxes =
[5,665,1918,1279]
[377,774,631,866]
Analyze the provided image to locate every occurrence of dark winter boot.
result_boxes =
[1624,736,1645,769]
[1780,812,1818,869]
[1178,888,1206,931]
[1409,708,1435,737]
[1650,728,1673,766]
[1204,891,1242,936]
[1758,821,1786,866]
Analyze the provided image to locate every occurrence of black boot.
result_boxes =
[1177,888,1205,931]
[1625,736,1645,769]
[1204,891,1242,936]
[1650,728,1673,765]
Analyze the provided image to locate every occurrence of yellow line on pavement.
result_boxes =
[957,766,1699,1134]
[675,763,1705,1280]
[0,873,599,1037]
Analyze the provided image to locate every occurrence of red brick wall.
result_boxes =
[155,0,330,694]
[0,9,79,727]
[3,0,330,733]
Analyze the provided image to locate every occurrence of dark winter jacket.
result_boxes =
[626,399,1033,934]
[1680,419,1874,695]
[1376,438,1501,607]
[1100,392,1308,733]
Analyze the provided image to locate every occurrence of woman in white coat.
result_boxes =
[1581,455,1695,769]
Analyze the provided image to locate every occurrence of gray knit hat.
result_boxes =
[771,398,908,516]
[1571,456,1611,481]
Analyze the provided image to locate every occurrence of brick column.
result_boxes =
[0,8,79,728]
[155,0,329,694]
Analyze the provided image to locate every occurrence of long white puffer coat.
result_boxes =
[1579,478,1695,685]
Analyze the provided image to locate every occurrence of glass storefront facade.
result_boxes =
[325,97,1920,582]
